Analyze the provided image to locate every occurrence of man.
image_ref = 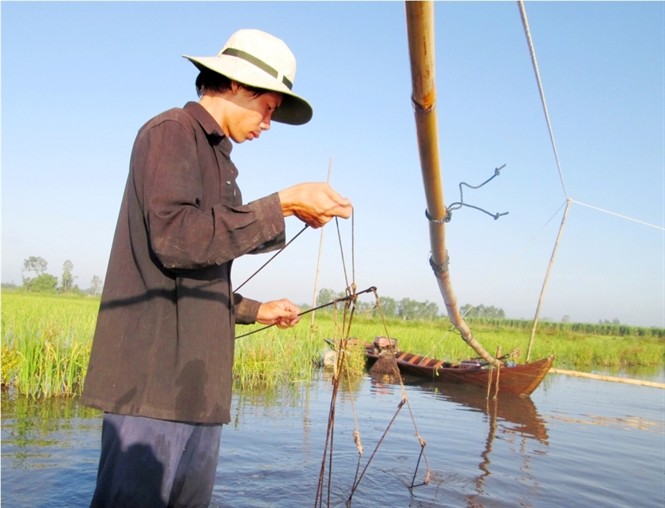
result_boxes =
[81,29,352,507]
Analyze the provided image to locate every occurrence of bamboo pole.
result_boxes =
[526,198,572,361]
[405,1,499,367]
[550,368,665,389]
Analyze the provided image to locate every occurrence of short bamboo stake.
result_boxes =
[527,198,572,361]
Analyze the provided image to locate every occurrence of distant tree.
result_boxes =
[24,273,58,293]
[398,297,417,320]
[355,300,374,314]
[21,256,58,292]
[422,301,440,320]
[561,314,571,323]
[317,288,337,306]
[377,296,398,317]
[461,303,505,319]
[22,256,48,278]
[90,275,103,296]
[61,260,76,293]
[311,287,437,320]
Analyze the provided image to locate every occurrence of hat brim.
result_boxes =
[183,55,313,125]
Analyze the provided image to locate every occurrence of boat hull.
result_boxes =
[365,346,554,397]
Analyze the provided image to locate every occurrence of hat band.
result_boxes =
[222,48,293,90]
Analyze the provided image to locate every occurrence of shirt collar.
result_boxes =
[183,101,232,155]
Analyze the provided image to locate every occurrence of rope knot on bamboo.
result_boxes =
[429,255,449,274]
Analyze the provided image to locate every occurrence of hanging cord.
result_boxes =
[315,301,346,508]
[234,224,309,293]
[300,208,361,507]
[316,297,360,508]
[316,211,431,503]
[334,211,356,292]
[352,288,431,493]
[316,210,364,507]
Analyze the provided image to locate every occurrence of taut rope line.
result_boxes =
[572,199,665,231]
[234,224,309,292]
[517,0,568,198]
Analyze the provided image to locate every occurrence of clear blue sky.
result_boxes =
[2,1,664,327]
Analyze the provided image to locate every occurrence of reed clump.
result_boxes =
[233,313,367,390]
[2,292,97,398]
[233,327,318,388]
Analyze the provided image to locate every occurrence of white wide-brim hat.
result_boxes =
[183,29,313,125]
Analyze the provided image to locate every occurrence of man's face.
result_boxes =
[226,86,283,143]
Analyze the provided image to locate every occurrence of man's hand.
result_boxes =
[256,299,301,329]
[278,182,353,228]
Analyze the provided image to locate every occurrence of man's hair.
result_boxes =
[195,69,271,98]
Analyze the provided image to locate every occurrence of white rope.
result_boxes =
[571,199,665,231]
[517,3,664,234]
[517,0,568,198]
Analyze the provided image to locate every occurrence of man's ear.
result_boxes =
[230,81,242,95]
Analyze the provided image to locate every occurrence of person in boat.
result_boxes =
[81,29,352,507]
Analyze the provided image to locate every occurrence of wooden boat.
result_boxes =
[365,337,554,397]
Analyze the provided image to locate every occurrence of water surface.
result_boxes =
[2,371,664,507]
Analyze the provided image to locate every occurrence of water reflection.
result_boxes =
[2,396,100,468]
[414,382,549,443]
[366,375,551,506]
[1,396,101,507]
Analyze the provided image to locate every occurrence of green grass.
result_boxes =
[2,291,663,398]
[2,292,97,398]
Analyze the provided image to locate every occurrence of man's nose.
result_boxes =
[260,115,272,131]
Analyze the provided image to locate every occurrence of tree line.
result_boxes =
[9,258,658,334]
[8,256,103,296]
[313,289,508,321]
[313,287,442,321]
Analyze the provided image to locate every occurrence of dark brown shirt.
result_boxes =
[81,102,285,424]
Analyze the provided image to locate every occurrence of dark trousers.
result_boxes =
[90,413,222,508]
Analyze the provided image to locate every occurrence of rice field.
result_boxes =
[1,292,98,398]
[2,291,663,398]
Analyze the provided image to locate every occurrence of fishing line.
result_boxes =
[235,286,376,340]
[234,224,309,293]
